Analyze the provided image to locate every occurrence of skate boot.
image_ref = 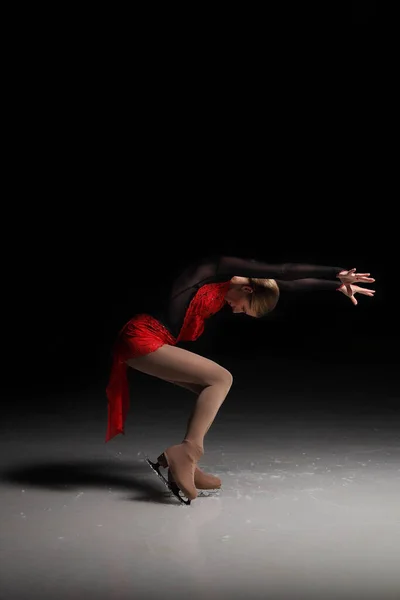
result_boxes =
[168,466,221,490]
[158,439,203,501]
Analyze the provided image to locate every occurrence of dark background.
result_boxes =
[2,8,399,600]
[5,1,396,410]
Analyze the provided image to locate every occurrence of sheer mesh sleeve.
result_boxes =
[276,279,343,292]
[216,256,344,281]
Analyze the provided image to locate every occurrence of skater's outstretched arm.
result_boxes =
[217,257,375,295]
[171,256,374,296]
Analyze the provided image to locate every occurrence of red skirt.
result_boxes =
[105,314,176,442]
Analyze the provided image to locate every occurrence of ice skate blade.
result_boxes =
[145,456,191,506]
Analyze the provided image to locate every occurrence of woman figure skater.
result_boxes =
[105,255,375,503]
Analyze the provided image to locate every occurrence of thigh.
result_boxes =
[126,344,232,389]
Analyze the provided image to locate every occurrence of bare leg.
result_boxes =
[162,379,207,443]
[161,379,222,490]
[127,344,233,450]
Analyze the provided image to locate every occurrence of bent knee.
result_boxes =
[214,367,233,391]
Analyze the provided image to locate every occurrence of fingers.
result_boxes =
[354,286,375,293]
[356,276,375,282]
[343,270,375,284]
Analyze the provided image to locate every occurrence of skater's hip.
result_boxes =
[114,313,177,361]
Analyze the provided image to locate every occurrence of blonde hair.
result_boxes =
[248,278,280,317]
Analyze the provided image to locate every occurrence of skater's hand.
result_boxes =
[337,283,376,306]
[337,268,375,286]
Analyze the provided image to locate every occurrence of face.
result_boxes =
[224,286,257,317]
